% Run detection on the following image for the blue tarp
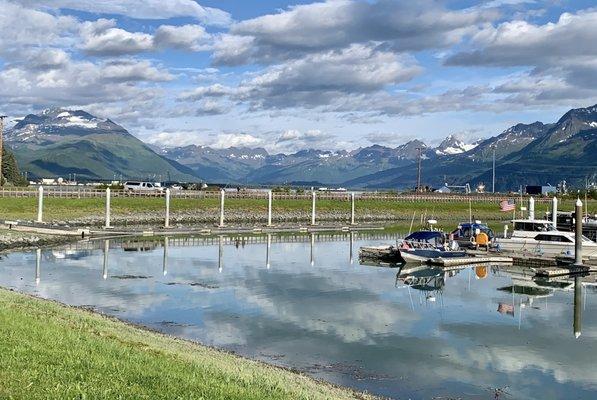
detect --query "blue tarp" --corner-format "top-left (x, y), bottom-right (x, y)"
top-left (405, 231), bottom-right (444, 241)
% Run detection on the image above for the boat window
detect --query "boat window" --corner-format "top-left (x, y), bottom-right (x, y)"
top-left (534, 234), bottom-right (572, 243)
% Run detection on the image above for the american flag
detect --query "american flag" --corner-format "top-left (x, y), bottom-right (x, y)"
top-left (500, 199), bottom-right (515, 212)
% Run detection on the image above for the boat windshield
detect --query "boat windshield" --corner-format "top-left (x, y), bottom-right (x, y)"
top-left (513, 221), bottom-right (557, 232)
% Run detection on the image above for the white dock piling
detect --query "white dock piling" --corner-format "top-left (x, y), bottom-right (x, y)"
top-left (552, 196), bottom-right (558, 228)
top-left (528, 196), bottom-right (535, 220)
top-left (350, 192), bottom-right (356, 225)
top-left (164, 188), bottom-right (170, 228)
top-left (311, 191), bottom-right (317, 226)
top-left (105, 188), bottom-right (111, 228)
top-left (219, 189), bottom-right (225, 228)
top-left (575, 198), bottom-right (583, 265)
top-left (503, 224), bottom-right (508, 239)
top-left (35, 248), bottom-right (41, 285)
top-left (37, 186), bottom-right (44, 223)
top-left (267, 190), bottom-right (273, 226)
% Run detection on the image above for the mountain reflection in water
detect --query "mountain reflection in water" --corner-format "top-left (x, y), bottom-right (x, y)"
top-left (1, 232), bottom-right (596, 400)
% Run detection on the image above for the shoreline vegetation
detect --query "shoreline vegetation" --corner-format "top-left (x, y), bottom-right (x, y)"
top-left (0, 197), bottom-right (591, 227)
top-left (0, 288), bottom-right (377, 400)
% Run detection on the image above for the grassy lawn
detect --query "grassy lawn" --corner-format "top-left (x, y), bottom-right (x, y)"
top-left (0, 288), bottom-right (374, 400)
top-left (0, 196), bottom-right (593, 223)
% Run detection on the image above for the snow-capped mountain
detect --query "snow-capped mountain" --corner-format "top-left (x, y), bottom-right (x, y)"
top-left (6, 108), bottom-right (196, 181)
top-left (435, 135), bottom-right (479, 155)
top-left (6, 108), bottom-right (127, 146)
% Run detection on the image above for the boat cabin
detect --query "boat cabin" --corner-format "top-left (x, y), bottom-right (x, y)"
top-left (512, 219), bottom-right (557, 233)
top-left (451, 222), bottom-right (494, 241)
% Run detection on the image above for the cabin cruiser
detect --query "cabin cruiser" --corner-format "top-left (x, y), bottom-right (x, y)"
top-left (494, 219), bottom-right (597, 259)
top-left (398, 231), bottom-right (467, 263)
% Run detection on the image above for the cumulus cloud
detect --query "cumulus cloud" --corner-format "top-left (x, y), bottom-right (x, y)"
top-left (27, 0), bottom-right (231, 27)
top-left (101, 60), bottom-right (173, 82)
top-left (446, 10), bottom-right (597, 68)
top-left (153, 25), bottom-right (211, 51)
top-left (80, 19), bottom-right (154, 56)
top-left (0, 1), bottom-right (77, 51)
top-left (80, 19), bottom-right (213, 55)
top-left (446, 9), bottom-right (597, 101)
top-left (188, 44), bottom-right (421, 111)
top-left (179, 84), bottom-right (235, 101)
top-left (213, 0), bottom-right (497, 65)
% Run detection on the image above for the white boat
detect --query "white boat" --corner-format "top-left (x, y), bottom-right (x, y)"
top-left (495, 219), bottom-right (597, 259)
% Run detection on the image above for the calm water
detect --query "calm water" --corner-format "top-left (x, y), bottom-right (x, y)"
top-left (1, 233), bottom-right (596, 399)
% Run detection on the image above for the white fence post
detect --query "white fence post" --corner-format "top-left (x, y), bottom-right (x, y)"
top-left (165, 188), bottom-right (170, 228)
top-left (267, 190), bottom-right (273, 226)
top-left (37, 186), bottom-right (44, 223)
top-left (105, 188), bottom-right (111, 228)
top-left (219, 189), bottom-right (225, 227)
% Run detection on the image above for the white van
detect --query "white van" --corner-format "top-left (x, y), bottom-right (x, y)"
top-left (124, 181), bottom-right (163, 192)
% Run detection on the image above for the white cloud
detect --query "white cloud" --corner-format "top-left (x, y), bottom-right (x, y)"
top-left (197, 44), bottom-right (421, 111)
top-left (80, 19), bottom-right (154, 56)
top-left (27, 0), bottom-right (232, 27)
top-left (212, 133), bottom-right (263, 148)
top-left (213, 0), bottom-right (497, 65)
top-left (153, 25), bottom-right (211, 51)
top-left (0, 1), bottom-right (77, 51)
top-left (101, 60), bottom-right (173, 82)
top-left (80, 19), bottom-right (213, 56)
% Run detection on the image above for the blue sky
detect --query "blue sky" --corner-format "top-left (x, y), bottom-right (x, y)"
top-left (1, 0), bottom-right (596, 153)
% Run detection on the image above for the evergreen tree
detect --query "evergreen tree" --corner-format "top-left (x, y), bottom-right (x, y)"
top-left (2, 146), bottom-right (28, 186)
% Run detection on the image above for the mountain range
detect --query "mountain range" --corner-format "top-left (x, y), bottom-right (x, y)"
top-left (5, 105), bottom-right (597, 190)
top-left (5, 109), bottom-right (196, 181)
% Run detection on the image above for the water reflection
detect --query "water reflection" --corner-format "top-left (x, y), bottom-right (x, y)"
top-left (102, 239), bottom-right (109, 280)
top-left (163, 237), bottom-right (169, 276)
top-left (35, 248), bottom-right (41, 285)
top-left (575, 276), bottom-right (582, 339)
top-left (265, 234), bottom-right (271, 269)
top-left (1, 233), bottom-right (596, 400)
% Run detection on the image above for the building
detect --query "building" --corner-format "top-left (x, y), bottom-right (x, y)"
top-left (526, 185), bottom-right (557, 196)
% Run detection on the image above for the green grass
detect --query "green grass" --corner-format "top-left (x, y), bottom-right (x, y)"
top-left (0, 288), bottom-right (374, 400)
top-left (0, 196), bottom-right (593, 224)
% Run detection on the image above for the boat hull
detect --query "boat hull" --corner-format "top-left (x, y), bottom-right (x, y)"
top-left (399, 248), bottom-right (467, 263)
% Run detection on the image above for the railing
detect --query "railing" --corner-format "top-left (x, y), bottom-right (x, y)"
top-left (0, 187), bottom-right (556, 203)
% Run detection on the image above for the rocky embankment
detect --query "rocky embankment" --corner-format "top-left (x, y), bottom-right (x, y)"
top-left (38, 210), bottom-right (415, 227)
top-left (0, 230), bottom-right (74, 252)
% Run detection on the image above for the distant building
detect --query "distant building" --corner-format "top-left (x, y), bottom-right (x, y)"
top-left (526, 185), bottom-right (557, 196)
top-left (436, 186), bottom-right (451, 193)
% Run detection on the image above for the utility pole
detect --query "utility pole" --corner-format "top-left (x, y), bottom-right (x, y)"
top-left (416, 147), bottom-right (422, 192)
top-left (492, 146), bottom-right (496, 193)
top-left (0, 115), bottom-right (7, 186)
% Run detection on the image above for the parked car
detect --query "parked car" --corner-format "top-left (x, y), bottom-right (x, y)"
top-left (123, 181), bottom-right (163, 192)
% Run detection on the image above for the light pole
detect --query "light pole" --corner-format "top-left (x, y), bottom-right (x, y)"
top-left (492, 146), bottom-right (496, 193)
top-left (415, 147), bottom-right (422, 192)
top-left (0, 115), bottom-right (7, 186)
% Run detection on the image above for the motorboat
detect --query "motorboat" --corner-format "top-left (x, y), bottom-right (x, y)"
top-left (450, 221), bottom-right (495, 249)
top-left (494, 219), bottom-right (597, 259)
top-left (398, 231), bottom-right (467, 263)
